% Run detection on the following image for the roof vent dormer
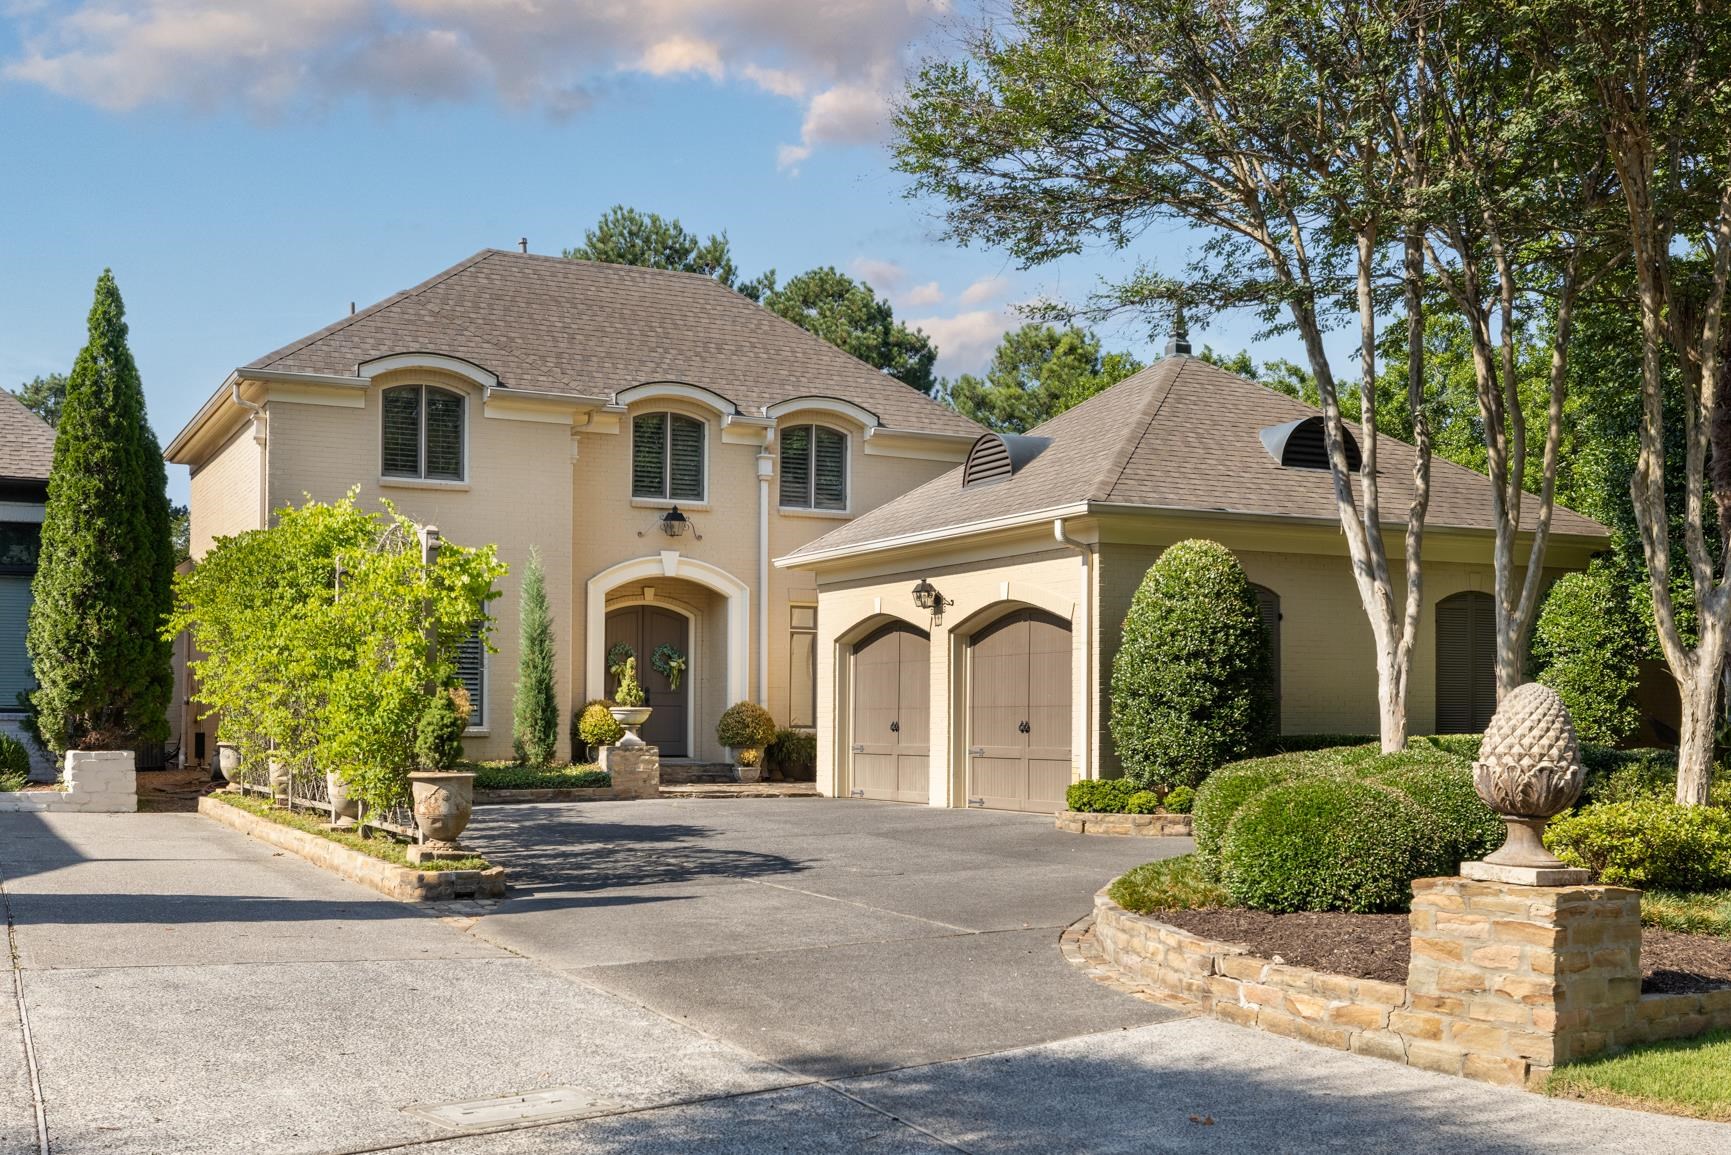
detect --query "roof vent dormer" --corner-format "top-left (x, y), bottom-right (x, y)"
top-left (963, 432), bottom-right (1051, 488)
top-left (1259, 415), bottom-right (1362, 471)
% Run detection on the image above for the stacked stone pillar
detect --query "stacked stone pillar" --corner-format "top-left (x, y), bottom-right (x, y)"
top-left (599, 744), bottom-right (661, 797)
top-left (1408, 877), bottom-right (1642, 1084)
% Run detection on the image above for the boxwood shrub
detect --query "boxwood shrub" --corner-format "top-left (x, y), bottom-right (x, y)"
top-left (1545, 800), bottom-right (1731, 889)
top-left (1109, 539), bottom-right (1274, 791)
top-left (1124, 790), bottom-right (1162, 814)
top-left (1191, 754), bottom-right (1336, 867)
top-left (1220, 778), bottom-right (1430, 913)
top-left (1162, 785), bottom-right (1196, 814)
top-left (1066, 778), bottom-right (1139, 814)
top-left (1372, 764), bottom-right (1503, 875)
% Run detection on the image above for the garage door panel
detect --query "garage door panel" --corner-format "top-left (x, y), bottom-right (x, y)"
top-left (967, 609), bottom-right (1073, 814)
top-left (971, 750), bottom-right (1027, 812)
top-left (850, 622), bottom-right (930, 803)
top-left (1026, 754), bottom-right (1072, 813)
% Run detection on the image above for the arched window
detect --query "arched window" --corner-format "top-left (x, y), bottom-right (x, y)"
top-left (381, 384), bottom-right (465, 481)
top-left (1250, 583), bottom-right (1281, 732)
top-left (632, 412), bottom-right (706, 501)
top-left (1436, 591), bottom-right (1496, 733)
top-left (780, 424), bottom-right (848, 510)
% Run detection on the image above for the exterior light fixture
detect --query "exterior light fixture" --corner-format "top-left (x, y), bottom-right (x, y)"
top-left (912, 578), bottom-right (951, 618)
top-left (660, 506), bottom-right (690, 538)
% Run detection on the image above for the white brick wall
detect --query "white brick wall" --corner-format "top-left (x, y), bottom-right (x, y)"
top-left (0, 750), bottom-right (137, 813)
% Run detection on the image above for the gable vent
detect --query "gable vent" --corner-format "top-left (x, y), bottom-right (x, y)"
top-left (1259, 416), bottom-right (1363, 472)
top-left (962, 433), bottom-right (1051, 488)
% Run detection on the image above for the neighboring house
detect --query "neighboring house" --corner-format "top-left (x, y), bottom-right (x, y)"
top-left (0, 390), bottom-right (55, 774)
top-left (777, 349), bottom-right (1611, 813)
top-left (164, 249), bottom-right (981, 764)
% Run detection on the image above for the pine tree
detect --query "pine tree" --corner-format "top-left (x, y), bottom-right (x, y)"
top-left (27, 271), bottom-right (174, 753)
top-left (511, 547), bottom-right (559, 765)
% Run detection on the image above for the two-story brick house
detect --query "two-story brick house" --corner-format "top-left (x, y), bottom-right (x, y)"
top-left (165, 249), bottom-right (981, 764)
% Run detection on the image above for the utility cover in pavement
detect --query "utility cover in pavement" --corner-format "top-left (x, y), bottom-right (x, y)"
top-left (407, 1087), bottom-right (616, 1130)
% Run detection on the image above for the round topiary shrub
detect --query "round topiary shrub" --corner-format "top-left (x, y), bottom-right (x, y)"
top-left (1546, 800), bottom-right (1731, 889)
top-left (1191, 754), bottom-right (1333, 867)
top-left (1373, 764), bottom-right (1504, 875)
top-left (414, 690), bottom-right (466, 771)
top-left (717, 701), bottom-right (777, 751)
top-left (1220, 777), bottom-right (1429, 913)
top-left (1162, 785), bottom-right (1195, 814)
top-left (576, 700), bottom-right (624, 751)
top-left (1109, 540), bottom-right (1274, 791)
top-left (1124, 790), bottom-right (1162, 815)
top-left (1531, 561), bottom-right (1641, 747)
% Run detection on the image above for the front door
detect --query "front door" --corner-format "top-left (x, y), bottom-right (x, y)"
top-left (968, 609), bottom-right (1072, 813)
top-left (849, 621), bottom-right (930, 802)
top-left (605, 605), bottom-right (689, 757)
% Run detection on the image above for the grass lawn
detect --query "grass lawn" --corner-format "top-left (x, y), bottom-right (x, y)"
top-left (465, 761), bottom-right (610, 791)
top-left (1107, 854), bottom-right (1228, 913)
top-left (1643, 890), bottom-right (1731, 938)
top-left (1549, 1030), bottom-right (1731, 1121)
top-left (211, 791), bottom-right (493, 872)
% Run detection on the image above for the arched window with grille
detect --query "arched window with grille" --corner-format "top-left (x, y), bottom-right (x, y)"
top-left (1435, 591), bottom-right (1496, 733)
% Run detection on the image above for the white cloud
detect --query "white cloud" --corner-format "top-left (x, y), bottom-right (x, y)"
top-left (5, 0), bottom-right (946, 164)
top-left (959, 274), bottom-right (1011, 306)
top-left (902, 281), bottom-right (943, 307)
top-left (851, 257), bottom-right (906, 291)
top-left (911, 307), bottom-right (1019, 376)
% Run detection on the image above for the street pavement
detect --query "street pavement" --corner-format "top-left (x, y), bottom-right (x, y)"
top-left (0, 802), bottom-right (1726, 1153)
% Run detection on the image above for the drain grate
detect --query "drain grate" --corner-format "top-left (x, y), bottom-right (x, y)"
top-left (407, 1087), bottom-right (617, 1131)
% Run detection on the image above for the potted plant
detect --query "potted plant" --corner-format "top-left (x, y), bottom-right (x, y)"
top-left (609, 657), bottom-right (653, 748)
top-left (406, 688), bottom-right (475, 848)
top-left (717, 701), bottom-right (777, 783)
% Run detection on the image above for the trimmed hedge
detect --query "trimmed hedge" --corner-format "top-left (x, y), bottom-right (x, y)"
top-left (1546, 801), bottom-right (1731, 889)
top-left (1532, 561), bottom-right (1641, 747)
top-left (1221, 778), bottom-right (1430, 913)
top-left (1066, 778), bottom-right (1138, 814)
top-left (1125, 790), bottom-right (1162, 814)
top-left (1373, 764), bottom-right (1504, 875)
top-left (1109, 540), bottom-right (1274, 790)
top-left (1191, 755), bottom-right (1331, 867)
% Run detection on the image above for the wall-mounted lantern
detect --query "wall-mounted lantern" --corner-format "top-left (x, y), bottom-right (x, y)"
top-left (912, 577), bottom-right (951, 623)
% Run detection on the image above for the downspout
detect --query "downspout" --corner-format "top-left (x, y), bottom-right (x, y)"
top-left (1054, 518), bottom-right (1094, 780)
top-left (756, 449), bottom-right (773, 704)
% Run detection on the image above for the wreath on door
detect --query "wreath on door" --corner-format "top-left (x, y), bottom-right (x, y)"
top-left (607, 643), bottom-right (636, 682)
top-left (652, 643), bottom-right (688, 691)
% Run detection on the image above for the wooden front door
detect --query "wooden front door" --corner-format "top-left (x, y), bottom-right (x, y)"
top-left (849, 622), bottom-right (930, 802)
top-left (968, 609), bottom-right (1072, 813)
top-left (605, 605), bottom-right (690, 757)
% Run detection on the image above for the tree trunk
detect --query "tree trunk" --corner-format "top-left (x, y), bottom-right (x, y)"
top-left (1676, 661), bottom-right (1720, 805)
top-left (1376, 636), bottom-right (1408, 753)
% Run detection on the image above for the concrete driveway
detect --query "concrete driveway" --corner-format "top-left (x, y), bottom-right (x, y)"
top-left (4, 801), bottom-right (1729, 1154)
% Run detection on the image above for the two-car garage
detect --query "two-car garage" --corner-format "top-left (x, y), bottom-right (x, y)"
top-left (846, 608), bottom-right (1073, 813)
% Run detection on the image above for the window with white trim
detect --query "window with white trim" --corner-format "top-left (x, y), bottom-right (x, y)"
top-left (381, 384), bottom-right (465, 480)
top-left (780, 424), bottom-right (848, 510)
top-left (789, 604), bottom-right (817, 728)
top-left (632, 412), bottom-right (706, 501)
top-left (455, 633), bottom-right (487, 730)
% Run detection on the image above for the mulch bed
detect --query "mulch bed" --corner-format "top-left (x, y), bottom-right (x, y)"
top-left (1155, 907), bottom-right (1731, 994)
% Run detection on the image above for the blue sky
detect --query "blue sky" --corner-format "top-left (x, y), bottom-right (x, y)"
top-left (0, 1), bottom-right (1303, 503)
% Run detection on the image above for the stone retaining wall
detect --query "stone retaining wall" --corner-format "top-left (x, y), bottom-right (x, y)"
top-left (0, 751), bottom-right (137, 813)
top-left (198, 795), bottom-right (506, 901)
top-left (1056, 811), bottom-right (1193, 837)
top-left (1092, 879), bottom-right (1724, 1090)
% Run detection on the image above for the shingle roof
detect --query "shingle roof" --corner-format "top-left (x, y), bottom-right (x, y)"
top-left (786, 355), bottom-right (1608, 559)
top-left (0, 389), bottom-right (54, 482)
top-left (247, 249), bottom-right (980, 436)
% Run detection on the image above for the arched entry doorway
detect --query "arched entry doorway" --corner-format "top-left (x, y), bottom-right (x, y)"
top-left (848, 621), bottom-right (930, 802)
top-left (604, 604), bottom-right (690, 757)
top-left (1436, 591), bottom-right (1496, 733)
top-left (967, 608), bottom-right (1072, 812)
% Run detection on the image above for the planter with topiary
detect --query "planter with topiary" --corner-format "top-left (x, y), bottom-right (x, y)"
top-left (717, 701), bottom-right (776, 783)
top-left (608, 657), bottom-right (653, 747)
top-left (575, 698), bottom-right (625, 760)
top-left (407, 688), bottom-right (476, 858)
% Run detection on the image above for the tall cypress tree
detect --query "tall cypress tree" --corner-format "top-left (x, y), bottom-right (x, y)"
top-left (511, 546), bottom-right (559, 765)
top-left (27, 271), bottom-right (173, 753)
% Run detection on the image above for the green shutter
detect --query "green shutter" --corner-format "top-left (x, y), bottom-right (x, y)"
top-left (0, 576), bottom-right (34, 706)
top-left (780, 425), bottom-right (811, 507)
top-left (669, 416), bottom-right (705, 501)
top-left (381, 387), bottom-right (422, 476)
top-left (632, 413), bottom-right (667, 498)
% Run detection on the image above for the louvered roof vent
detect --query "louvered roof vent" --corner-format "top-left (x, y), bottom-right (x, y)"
top-left (1259, 416), bottom-right (1362, 472)
top-left (962, 432), bottom-right (1051, 488)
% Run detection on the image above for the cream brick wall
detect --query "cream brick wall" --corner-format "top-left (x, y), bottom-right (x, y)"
top-left (187, 419), bottom-right (263, 558)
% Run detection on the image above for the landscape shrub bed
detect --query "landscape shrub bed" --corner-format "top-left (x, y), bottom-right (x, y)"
top-left (767, 728), bottom-right (817, 779)
top-left (1065, 778), bottom-right (1189, 815)
top-left (213, 791), bottom-right (492, 871)
top-left (1546, 800), bottom-right (1731, 890)
top-left (468, 762), bottom-right (610, 791)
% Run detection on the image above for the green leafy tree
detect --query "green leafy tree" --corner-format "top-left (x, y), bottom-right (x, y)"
top-left (565, 206), bottom-right (761, 294)
top-left (1110, 540), bottom-right (1275, 789)
top-left (511, 547), bottom-right (559, 766)
top-left (11, 373), bottom-right (67, 427)
top-left (946, 324), bottom-right (1142, 431)
top-left (28, 272), bottom-right (173, 752)
top-left (1531, 561), bottom-right (1641, 747)
top-left (168, 503), bottom-right (190, 564)
top-left (761, 267), bottom-right (940, 394)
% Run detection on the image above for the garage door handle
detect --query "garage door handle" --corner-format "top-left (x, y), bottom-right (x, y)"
top-left (968, 747), bottom-right (984, 756)
top-left (1017, 720), bottom-right (1030, 734)
top-left (889, 721), bottom-right (899, 733)
top-left (852, 744), bottom-right (865, 753)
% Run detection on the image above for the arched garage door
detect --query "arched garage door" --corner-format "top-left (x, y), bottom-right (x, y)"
top-left (1436, 591), bottom-right (1496, 733)
top-left (849, 622), bottom-right (930, 802)
top-left (968, 609), bottom-right (1072, 813)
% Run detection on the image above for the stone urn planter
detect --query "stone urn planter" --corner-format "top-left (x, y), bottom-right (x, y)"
top-left (325, 771), bottom-right (360, 827)
top-left (215, 742), bottom-right (242, 783)
top-left (267, 758), bottom-right (293, 806)
top-left (1466, 681), bottom-right (1589, 885)
top-left (730, 747), bottom-right (765, 784)
top-left (408, 770), bottom-right (476, 847)
top-left (609, 706), bottom-right (654, 749)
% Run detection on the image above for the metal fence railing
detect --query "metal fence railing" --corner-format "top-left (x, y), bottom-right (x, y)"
top-left (228, 764), bottom-right (422, 842)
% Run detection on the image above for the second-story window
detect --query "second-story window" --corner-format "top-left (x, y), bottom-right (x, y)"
top-left (780, 424), bottom-right (847, 510)
top-left (632, 412), bottom-right (706, 501)
top-left (382, 385), bottom-right (465, 481)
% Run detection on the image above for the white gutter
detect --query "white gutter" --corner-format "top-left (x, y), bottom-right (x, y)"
top-left (862, 426), bottom-right (977, 445)
top-left (774, 502), bottom-right (1092, 569)
top-left (1054, 518), bottom-right (1095, 781)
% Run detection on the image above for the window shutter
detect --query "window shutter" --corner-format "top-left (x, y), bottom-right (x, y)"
top-left (1468, 594), bottom-right (1497, 731)
top-left (668, 415), bottom-right (705, 501)
top-left (381, 387), bottom-right (421, 476)
top-left (780, 425), bottom-right (811, 507)
top-left (1435, 592), bottom-right (1495, 734)
top-left (456, 634), bottom-right (485, 728)
top-left (423, 389), bottom-right (464, 479)
top-left (633, 414), bottom-right (666, 498)
top-left (814, 426), bottom-right (847, 510)
top-left (1251, 584), bottom-right (1281, 733)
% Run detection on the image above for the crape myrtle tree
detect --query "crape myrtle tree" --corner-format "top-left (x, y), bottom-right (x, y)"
top-left (896, 0), bottom-right (1435, 751)
top-left (27, 271), bottom-right (174, 753)
top-left (1536, 0), bottom-right (1731, 802)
